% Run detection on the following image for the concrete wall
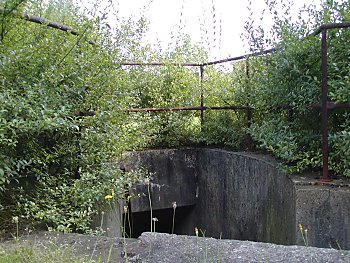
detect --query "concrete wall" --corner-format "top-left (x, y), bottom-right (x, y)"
top-left (295, 184), bottom-right (350, 249)
top-left (97, 148), bottom-right (350, 249)
top-left (120, 149), bottom-right (198, 212)
top-left (194, 149), bottom-right (295, 245)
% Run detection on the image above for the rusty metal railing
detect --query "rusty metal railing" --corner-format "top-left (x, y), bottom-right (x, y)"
top-left (12, 12), bottom-right (350, 181)
top-left (121, 22), bottom-right (350, 182)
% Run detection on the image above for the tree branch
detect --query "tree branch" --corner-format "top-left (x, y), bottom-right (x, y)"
top-left (0, 8), bottom-right (95, 45)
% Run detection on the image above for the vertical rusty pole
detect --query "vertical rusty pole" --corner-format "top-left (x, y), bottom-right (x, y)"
top-left (321, 29), bottom-right (330, 182)
top-left (246, 59), bottom-right (253, 150)
top-left (200, 65), bottom-right (205, 124)
top-left (245, 59), bottom-right (252, 128)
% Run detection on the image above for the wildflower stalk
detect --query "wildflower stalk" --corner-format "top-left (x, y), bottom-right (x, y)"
top-left (336, 240), bottom-right (342, 250)
top-left (304, 229), bottom-right (309, 247)
top-left (147, 178), bottom-right (153, 232)
top-left (121, 205), bottom-right (129, 262)
top-left (172, 202), bottom-right (177, 234)
top-left (217, 233), bottom-right (223, 263)
top-left (123, 206), bottom-right (128, 238)
top-left (195, 227), bottom-right (199, 262)
top-left (12, 216), bottom-right (19, 241)
top-left (127, 197), bottom-right (132, 238)
top-left (106, 243), bottom-right (114, 263)
top-left (298, 224), bottom-right (308, 246)
top-left (100, 211), bottom-right (104, 230)
top-left (90, 211), bottom-right (105, 260)
top-left (152, 217), bottom-right (158, 233)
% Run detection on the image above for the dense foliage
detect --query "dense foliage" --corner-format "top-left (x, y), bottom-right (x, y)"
top-left (0, 0), bottom-right (208, 232)
top-left (229, 0), bottom-right (350, 175)
top-left (0, 0), bottom-right (155, 232)
top-left (1, 0), bottom-right (350, 234)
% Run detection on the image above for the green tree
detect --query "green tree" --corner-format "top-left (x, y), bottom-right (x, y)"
top-left (0, 0), bottom-right (149, 232)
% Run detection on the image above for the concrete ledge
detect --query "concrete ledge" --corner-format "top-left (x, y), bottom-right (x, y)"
top-left (4, 231), bottom-right (349, 262)
top-left (132, 232), bottom-right (350, 263)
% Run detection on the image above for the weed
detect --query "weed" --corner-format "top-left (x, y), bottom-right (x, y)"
top-left (146, 178), bottom-right (153, 233)
top-left (192, 227), bottom-right (224, 263)
top-left (11, 216), bottom-right (19, 242)
top-left (0, 246), bottom-right (95, 263)
top-left (172, 202), bottom-right (177, 234)
top-left (298, 224), bottom-right (309, 247)
top-left (152, 217), bottom-right (158, 233)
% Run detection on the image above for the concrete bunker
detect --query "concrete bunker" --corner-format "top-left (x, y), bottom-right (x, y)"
top-left (95, 148), bottom-right (350, 249)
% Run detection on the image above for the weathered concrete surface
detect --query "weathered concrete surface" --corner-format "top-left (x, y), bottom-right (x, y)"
top-left (194, 149), bottom-right (295, 245)
top-left (3, 231), bottom-right (350, 263)
top-left (121, 149), bottom-right (198, 212)
top-left (295, 183), bottom-right (350, 249)
top-left (92, 206), bottom-right (123, 238)
top-left (97, 148), bottom-right (350, 249)
top-left (132, 232), bottom-right (350, 263)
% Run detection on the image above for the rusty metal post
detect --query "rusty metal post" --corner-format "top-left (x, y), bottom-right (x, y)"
top-left (200, 65), bottom-right (205, 124)
top-left (245, 59), bottom-right (253, 150)
top-left (245, 59), bottom-right (252, 128)
top-left (245, 58), bottom-right (252, 125)
top-left (321, 29), bottom-right (330, 182)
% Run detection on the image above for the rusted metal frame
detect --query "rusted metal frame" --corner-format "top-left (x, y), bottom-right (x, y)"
top-left (121, 62), bottom-right (202, 67)
top-left (321, 29), bottom-right (329, 182)
top-left (119, 105), bottom-right (302, 112)
top-left (121, 102), bottom-right (350, 113)
top-left (121, 49), bottom-right (276, 68)
top-left (9, 12), bottom-right (350, 67)
top-left (203, 48), bottom-right (276, 66)
top-left (124, 105), bottom-right (252, 112)
top-left (311, 102), bottom-right (350, 109)
top-left (245, 59), bottom-right (252, 128)
top-left (200, 65), bottom-right (205, 123)
top-left (312, 21), bottom-right (350, 182)
top-left (121, 23), bottom-right (350, 68)
top-left (245, 59), bottom-right (254, 150)
top-left (312, 22), bottom-right (350, 36)
top-left (10, 7), bottom-right (350, 181)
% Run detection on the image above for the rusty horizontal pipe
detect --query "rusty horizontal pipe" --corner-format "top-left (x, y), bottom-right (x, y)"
top-left (311, 102), bottom-right (350, 110)
top-left (121, 49), bottom-right (276, 68)
top-left (123, 105), bottom-right (252, 112)
top-left (121, 62), bottom-right (202, 67)
top-left (203, 48), bottom-right (276, 66)
top-left (121, 23), bottom-right (350, 68)
top-left (6, 10), bottom-right (350, 67)
top-left (74, 102), bottom-right (350, 116)
top-left (312, 21), bottom-right (350, 36)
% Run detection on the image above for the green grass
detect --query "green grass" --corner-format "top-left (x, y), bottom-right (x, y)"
top-left (0, 246), bottom-right (96, 263)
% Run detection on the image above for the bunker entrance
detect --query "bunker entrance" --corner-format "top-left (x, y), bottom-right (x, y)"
top-left (124, 205), bottom-right (195, 238)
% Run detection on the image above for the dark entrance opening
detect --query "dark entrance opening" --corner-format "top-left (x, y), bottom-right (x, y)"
top-left (124, 205), bottom-right (195, 238)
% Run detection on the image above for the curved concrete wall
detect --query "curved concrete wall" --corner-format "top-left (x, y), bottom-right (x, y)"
top-left (196, 149), bottom-right (295, 244)
top-left (96, 148), bottom-right (350, 249)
